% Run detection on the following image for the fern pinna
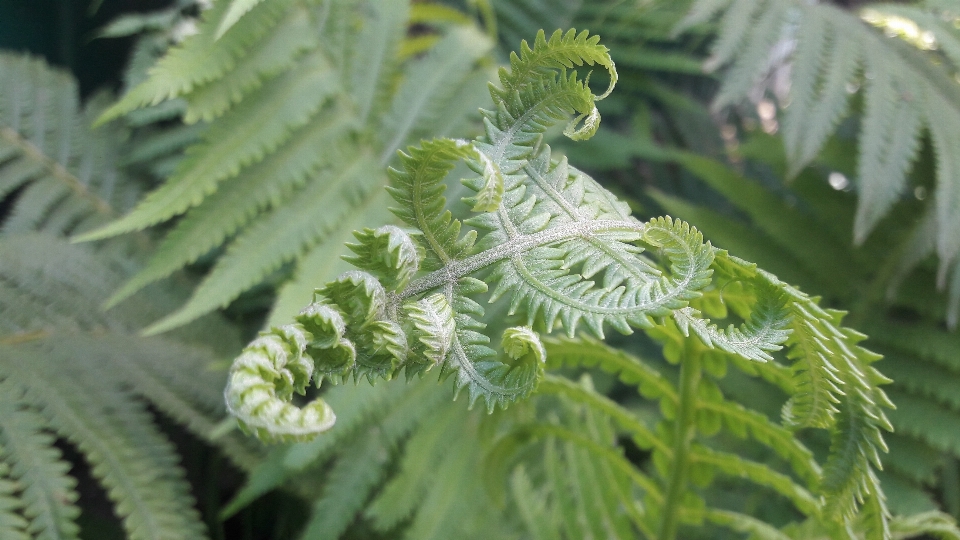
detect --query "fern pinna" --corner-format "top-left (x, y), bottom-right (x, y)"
top-left (677, 0), bottom-right (960, 328)
top-left (224, 29), bottom-right (906, 538)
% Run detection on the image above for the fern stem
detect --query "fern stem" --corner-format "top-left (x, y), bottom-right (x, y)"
top-left (846, 236), bottom-right (909, 328)
top-left (395, 219), bottom-right (646, 301)
top-left (0, 125), bottom-right (115, 217)
top-left (944, 457), bottom-right (960, 520)
top-left (657, 340), bottom-right (702, 540)
top-left (0, 330), bottom-right (49, 345)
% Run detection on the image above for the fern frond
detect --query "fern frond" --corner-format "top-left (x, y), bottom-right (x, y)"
top-left (537, 374), bottom-right (669, 454)
top-left (510, 466), bottom-right (561, 540)
top-left (267, 196), bottom-right (394, 326)
top-left (659, 133), bottom-right (960, 529)
top-left (345, 0), bottom-right (410, 125)
top-left (544, 335), bottom-right (679, 404)
top-left (697, 398), bottom-right (821, 484)
top-left (142, 159), bottom-right (385, 336)
top-left (673, 153), bottom-right (862, 295)
top-left (886, 389), bottom-right (960, 458)
top-left (855, 45), bottom-right (923, 243)
top-left (2, 351), bottom-right (209, 540)
top-left (216, 0), bottom-right (268, 39)
top-left (690, 445), bottom-right (820, 515)
top-left (186, 4), bottom-right (319, 123)
top-left (0, 458), bottom-right (29, 540)
top-left (711, 0), bottom-right (788, 110)
top-left (680, 0), bottom-right (960, 301)
top-left (221, 381), bottom-right (416, 517)
top-left (366, 399), bottom-right (516, 540)
top-left (297, 429), bottom-right (391, 540)
top-left (704, 0), bottom-right (765, 72)
top-left (79, 51), bottom-right (341, 240)
top-left (781, 11), bottom-right (859, 178)
top-left (890, 510), bottom-right (960, 540)
top-left (104, 110), bottom-right (356, 307)
top-left (379, 27), bottom-right (493, 163)
top-left (392, 420), bottom-right (505, 540)
top-left (79, 0), bottom-right (497, 333)
top-left (0, 231), bottom-right (261, 538)
top-left (501, 28), bottom-right (617, 100)
top-left (0, 54), bottom-right (136, 238)
top-left (97, 0), bottom-right (294, 122)
top-left (365, 404), bottom-right (466, 531)
top-left (779, 282), bottom-right (893, 521)
top-left (0, 381), bottom-right (80, 540)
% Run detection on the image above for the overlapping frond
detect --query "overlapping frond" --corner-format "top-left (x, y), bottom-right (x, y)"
top-left (0, 381), bottom-right (80, 540)
top-left (0, 55), bottom-right (137, 239)
top-left (679, 0), bottom-right (960, 325)
top-left (0, 51), bottom-right (269, 536)
top-left (657, 144), bottom-right (960, 532)
top-left (76, 0), bottom-right (497, 333)
top-left (0, 232), bottom-right (262, 539)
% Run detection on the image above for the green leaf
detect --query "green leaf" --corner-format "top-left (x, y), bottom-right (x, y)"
top-left (216, 0), bottom-right (268, 39)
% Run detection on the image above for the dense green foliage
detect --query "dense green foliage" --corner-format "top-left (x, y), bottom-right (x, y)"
top-left (2, 0), bottom-right (960, 539)
top-left (0, 52), bottom-right (261, 540)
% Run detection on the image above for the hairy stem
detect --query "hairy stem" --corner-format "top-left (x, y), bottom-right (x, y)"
top-left (658, 339), bottom-right (702, 540)
top-left (395, 219), bottom-right (646, 302)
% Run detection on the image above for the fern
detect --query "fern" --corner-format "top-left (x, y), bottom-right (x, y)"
top-left (0, 52), bottom-right (265, 540)
top-left (75, 0), bottom-right (497, 336)
top-left (678, 0), bottom-right (960, 326)
top-left (0, 55), bottom-right (137, 240)
top-left (646, 133), bottom-right (960, 534)
top-left (217, 29), bottom-right (929, 539)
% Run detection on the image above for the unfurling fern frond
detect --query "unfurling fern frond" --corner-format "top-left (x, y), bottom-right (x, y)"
top-left (678, 0), bottom-right (960, 327)
top-left (223, 29), bottom-right (901, 538)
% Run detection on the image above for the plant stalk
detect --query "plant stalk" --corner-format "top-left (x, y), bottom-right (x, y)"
top-left (657, 340), bottom-right (701, 540)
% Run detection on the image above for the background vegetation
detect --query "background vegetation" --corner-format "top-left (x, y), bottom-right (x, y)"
top-left (1, 0), bottom-right (959, 538)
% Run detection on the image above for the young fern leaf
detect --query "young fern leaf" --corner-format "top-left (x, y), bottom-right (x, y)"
top-left (221, 30), bottom-right (899, 535)
top-left (226, 28), bottom-right (800, 438)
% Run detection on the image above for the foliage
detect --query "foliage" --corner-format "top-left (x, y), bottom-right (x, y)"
top-left (4, 0), bottom-right (960, 539)
top-left (677, 0), bottom-right (960, 327)
top-left (77, 0), bottom-right (497, 335)
top-left (646, 133), bottom-right (960, 525)
top-left (0, 52), bottom-right (261, 540)
top-left (560, 0), bottom-right (960, 529)
top-left (220, 27), bottom-right (951, 539)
